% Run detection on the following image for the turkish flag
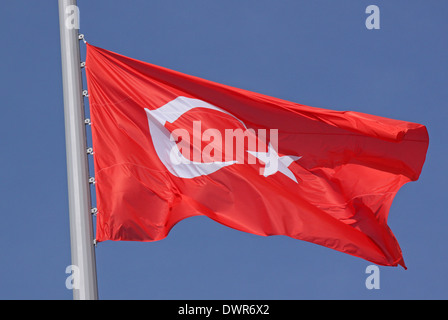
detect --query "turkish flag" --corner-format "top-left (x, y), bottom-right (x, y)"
top-left (85, 43), bottom-right (428, 268)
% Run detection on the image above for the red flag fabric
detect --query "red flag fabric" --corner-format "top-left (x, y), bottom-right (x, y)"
top-left (85, 43), bottom-right (428, 268)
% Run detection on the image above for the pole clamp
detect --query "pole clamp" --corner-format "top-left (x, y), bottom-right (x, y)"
top-left (78, 34), bottom-right (87, 44)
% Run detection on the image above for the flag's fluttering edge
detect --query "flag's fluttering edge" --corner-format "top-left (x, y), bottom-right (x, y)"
top-left (85, 43), bottom-right (428, 268)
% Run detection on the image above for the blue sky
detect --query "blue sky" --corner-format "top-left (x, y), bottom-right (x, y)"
top-left (0, 1), bottom-right (447, 299)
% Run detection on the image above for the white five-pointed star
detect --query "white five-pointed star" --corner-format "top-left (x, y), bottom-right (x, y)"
top-left (247, 143), bottom-right (302, 183)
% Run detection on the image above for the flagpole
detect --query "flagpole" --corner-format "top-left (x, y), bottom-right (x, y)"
top-left (58, 0), bottom-right (98, 300)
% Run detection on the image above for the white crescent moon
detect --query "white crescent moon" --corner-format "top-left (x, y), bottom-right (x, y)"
top-left (145, 96), bottom-right (242, 178)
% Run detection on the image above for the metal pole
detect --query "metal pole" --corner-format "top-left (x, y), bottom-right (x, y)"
top-left (58, 0), bottom-right (98, 300)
